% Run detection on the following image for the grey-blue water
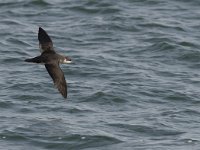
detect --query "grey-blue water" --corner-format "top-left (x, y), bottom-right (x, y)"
top-left (1, 0), bottom-right (200, 149)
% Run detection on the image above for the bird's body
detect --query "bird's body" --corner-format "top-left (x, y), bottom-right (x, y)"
top-left (25, 51), bottom-right (67, 64)
top-left (25, 27), bottom-right (71, 98)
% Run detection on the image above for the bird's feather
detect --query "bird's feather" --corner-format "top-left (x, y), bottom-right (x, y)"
top-left (38, 27), bottom-right (54, 53)
top-left (45, 63), bottom-right (67, 98)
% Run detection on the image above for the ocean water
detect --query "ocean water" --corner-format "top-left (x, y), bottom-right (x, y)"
top-left (1, 0), bottom-right (200, 149)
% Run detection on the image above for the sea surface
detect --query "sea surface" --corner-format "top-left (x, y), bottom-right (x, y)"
top-left (0, 0), bottom-right (200, 150)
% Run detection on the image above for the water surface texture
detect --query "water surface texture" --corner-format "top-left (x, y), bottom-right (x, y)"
top-left (0, 0), bottom-right (200, 149)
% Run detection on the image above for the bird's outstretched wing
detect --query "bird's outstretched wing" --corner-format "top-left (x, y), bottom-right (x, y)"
top-left (38, 27), bottom-right (55, 53)
top-left (45, 63), bottom-right (67, 98)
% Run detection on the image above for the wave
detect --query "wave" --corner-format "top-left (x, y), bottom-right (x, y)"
top-left (82, 91), bottom-right (127, 104)
top-left (0, 126), bottom-right (122, 149)
top-left (108, 123), bottom-right (184, 136)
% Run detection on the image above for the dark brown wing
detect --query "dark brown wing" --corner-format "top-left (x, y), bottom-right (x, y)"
top-left (45, 63), bottom-right (67, 98)
top-left (38, 27), bottom-right (54, 53)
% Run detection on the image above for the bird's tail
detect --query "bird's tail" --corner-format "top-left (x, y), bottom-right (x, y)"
top-left (24, 56), bottom-right (43, 63)
top-left (25, 58), bottom-right (34, 62)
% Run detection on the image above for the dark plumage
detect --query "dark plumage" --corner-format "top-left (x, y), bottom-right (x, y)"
top-left (25, 27), bottom-right (72, 98)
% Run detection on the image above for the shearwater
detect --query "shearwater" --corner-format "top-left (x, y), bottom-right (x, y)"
top-left (25, 27), bottom-right (72, 98)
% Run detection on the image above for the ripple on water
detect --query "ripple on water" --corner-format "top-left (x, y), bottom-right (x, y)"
top-left (43, 134), bottom-right (122, 149)
top-left (0, 130), bottom-right (28, 141)
top-left (47, 105), bottom-right (97, 114)
top-left (0, 101), bottom-right (14, 109)
top-left (108, 123), bottom-right (184, 137)
top-left (6, 37), bottom-right (32, 47)
top-left (139, 22), bottom-right (185, 32)
top-left (83, 91), bottom-right (128, 104)
top-left (0, 125), bottom-right (122, 149)
top-left (178, 51), bottom-right (200, 63)
top-left (148, 41), bottom-right (177, 53)
top-left (69, 1), bottom-right (121, 15)
top-left (180, 138), bottom-right (200, 144)
top-left (28, 0), bottom-right (51, 6)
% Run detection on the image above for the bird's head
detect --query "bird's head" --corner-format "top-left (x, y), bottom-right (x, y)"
top-left (63, 56), bottom-right (72, 64)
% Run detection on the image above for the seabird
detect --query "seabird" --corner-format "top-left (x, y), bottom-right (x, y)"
top-left (25, 27), bottom-right (72, 98)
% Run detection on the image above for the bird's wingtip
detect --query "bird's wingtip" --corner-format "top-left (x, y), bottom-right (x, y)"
top-left (63, 94), bottom-right (67, 99)
top-left (39, 27), bottom-right (43, 31)
top-left (24, 59), bottom-right (30, 62)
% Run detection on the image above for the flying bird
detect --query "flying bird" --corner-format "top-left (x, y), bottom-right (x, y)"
top-left (25, 27), bottom-right (72, 98)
